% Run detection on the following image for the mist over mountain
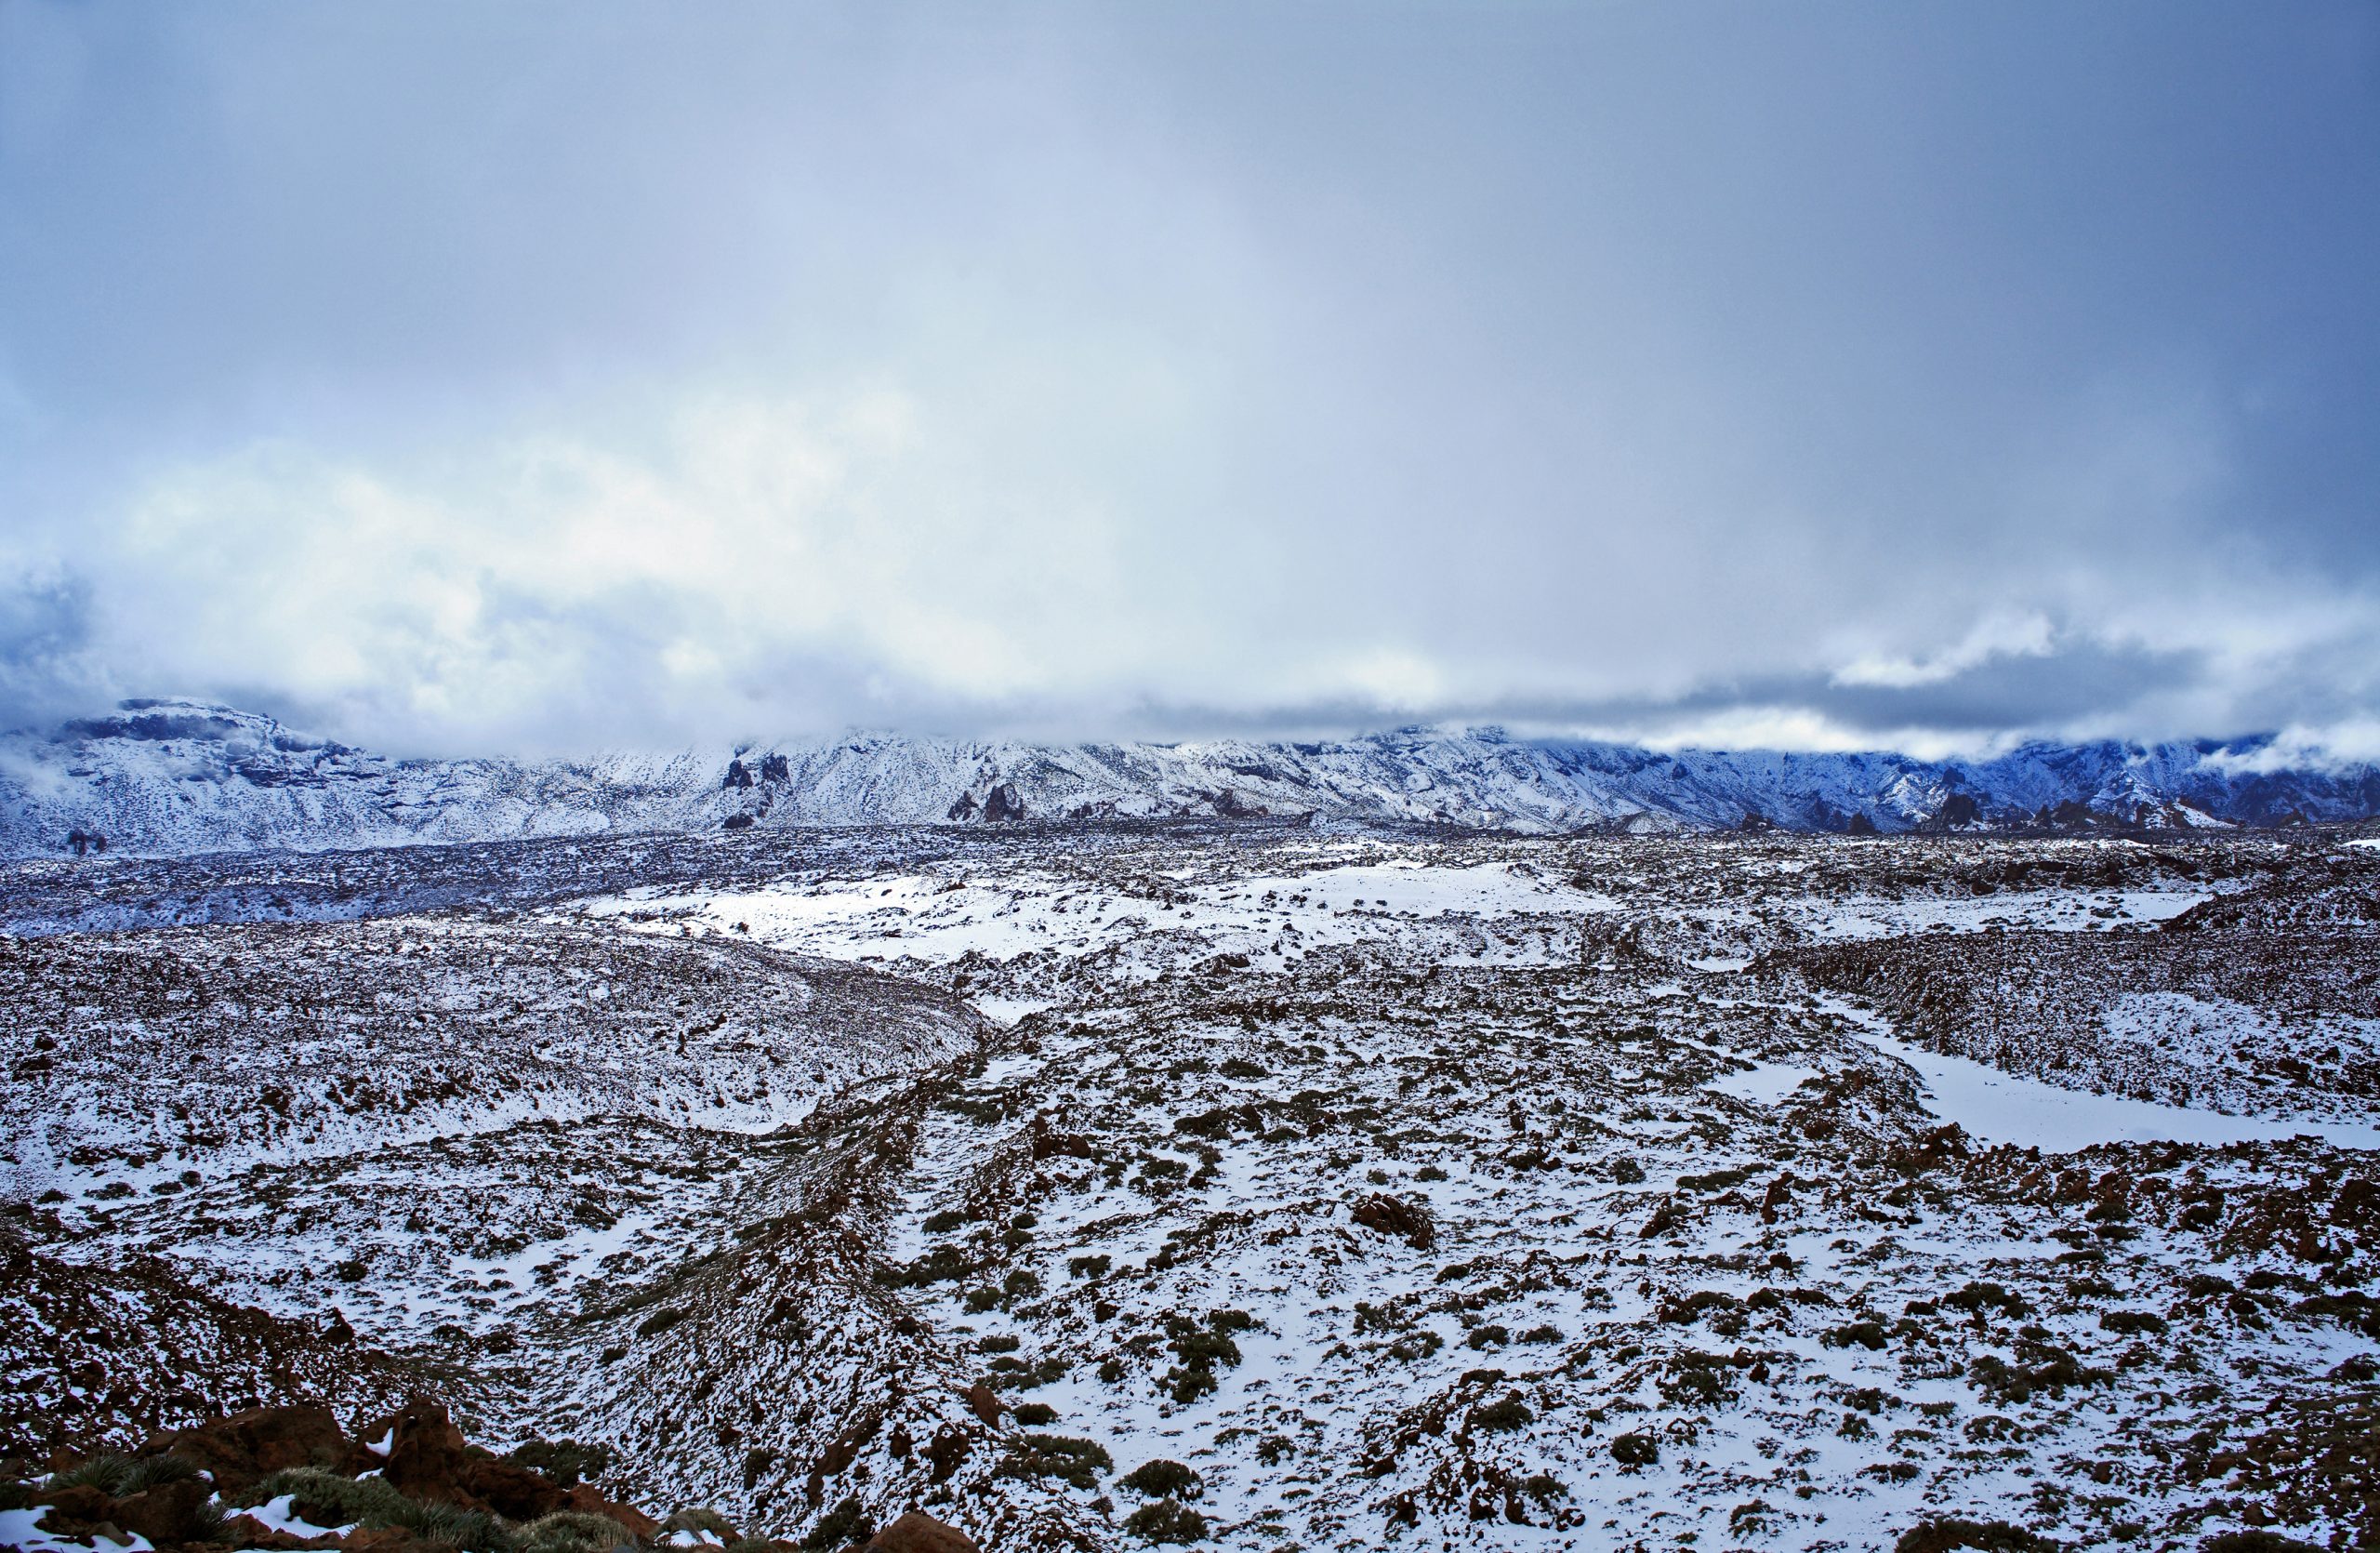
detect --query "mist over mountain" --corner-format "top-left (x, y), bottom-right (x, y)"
top-left (6, 697), bottom-right (2373, 859)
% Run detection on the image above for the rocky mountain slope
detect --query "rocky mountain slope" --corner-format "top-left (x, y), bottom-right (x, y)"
top-left (4, 699), bottom-right (2377, 858)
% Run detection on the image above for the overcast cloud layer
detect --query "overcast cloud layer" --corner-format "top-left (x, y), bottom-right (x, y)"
top-left (2, 2), bottom-right (2376, 758)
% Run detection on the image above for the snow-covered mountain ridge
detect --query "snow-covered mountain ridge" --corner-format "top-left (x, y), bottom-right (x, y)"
top-left (4, 697), bottom-right (2375, 857)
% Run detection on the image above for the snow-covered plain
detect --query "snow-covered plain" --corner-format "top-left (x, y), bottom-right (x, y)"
top-left (7, 825), bottom-right (2377, 1552)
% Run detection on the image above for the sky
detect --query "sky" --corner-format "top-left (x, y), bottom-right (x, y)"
top-left (1, 1), bottom-right (2376, 759)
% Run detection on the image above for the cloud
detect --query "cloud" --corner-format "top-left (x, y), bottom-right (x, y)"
top-left (1, 4), bottom-right (2375, 755)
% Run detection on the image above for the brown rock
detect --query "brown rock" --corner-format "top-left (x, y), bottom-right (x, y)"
top-left (146, 1403), bottom-right (350, 1498)
top-left (566, 1483), bottom-right (659, 1540)
top-left (960, 1385), bottom-right (1002, 1427)
top-left (1350, 1192), bottom-right (1435, 1250)
top-left (218, 1513), bottom-right (345, 1549)
top-left (114, 1478), bottom-right (215, 1545)
top-left (367, 1395), bottom-right (563, 1520)
top-left (37, 1483), bottom-right (118, 1527)
top-left (864, 1511), bottom-right (980, 1553)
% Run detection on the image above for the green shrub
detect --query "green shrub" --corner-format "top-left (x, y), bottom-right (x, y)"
top-left (1118, 1460), bottom-right (1204, 1500)
top-left (506, 1440), bottom-right (615, 1488)
top-left (55, 1453), bottom-right (205, 1497)
top-left (996, 1435), bottom-right (1113, 1491)
top-left (1942, 1281), bottom-right (2030, 1320)
top-left (802, 1498), bottom-right (871, 1549)
top-left (1123, 1499), bottom-right (1209, 1544)
top-left (519, 1511), bottom-right (631, 1553)
top-left (1471, 1395), bottom-right (1532, 1432)
top-left (248, 1467), bottom-right (414, 1529)
top-left (1611, 1430), bottom-right (1659, 1467)
top-left (247, 1467), bottom-right (517, 1551)
top-left (1893, 1517), bottom-right (2055, 1552)
top-left (1165, 1368), bottom-right (1218, 1404)
top-left (1012, 1403), bottom-right (1059, 1427)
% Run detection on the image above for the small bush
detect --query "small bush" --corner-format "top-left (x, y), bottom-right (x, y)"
top-left (635, 1307), bottom-right (685, 1338)
top-left (802, 1498), bottom-right (870, 1549)
top-left (1069, 1254), bottom-right (1112, 1279)
top-left (1465, 1325), bottom-right (1509, 1350)
top-left (1012, 1402), bottom-right (1059, 1427)
top-left (1470, 1395), bottom-right (1532, 1433)
top-left (1894, 1518), bottom-right (2054, 1553)
top-left (1942, 1282), bottom-right (2030, 1320)
top-left (2200, 1533), bottom-right (2323, 1553)
top-left (1165, 1368), bottom-right (1218, 1404)
top-left (55, 1453), bottom-right (205, 1497)
top-left (997, 1435), bottom-right (1113, 1491)
top-left (519, 1511), bottom-right (631, 1553)
top-left (1123, 1498), bottom-right (1209, 1544)
top-left (2100, 1310), bottom-right (2168, 1336)
top-left (1118, 1460), bottom-right (1204, 1500)
top-left (1517, 1324), bottom-right (1563, 1344)
top-left (1611, 1430), bottom-right (1659, 1467)
top-left (507, 1440), bottom-right (615, 1488)
top-left (247, 1467), bottom-right (414, 1531)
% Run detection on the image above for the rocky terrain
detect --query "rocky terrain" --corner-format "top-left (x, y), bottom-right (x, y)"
top-left (6, 823), bottom-right (2379, 1552)
top-left (6, 699), bottom-right (2377, 859)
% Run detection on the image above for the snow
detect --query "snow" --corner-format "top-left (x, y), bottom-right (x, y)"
top-left (588, 855), bottom-right (1617, 976)
top-left (1704, 1055), bottom-right (1818, 1108)
top-left (8, 695), bottom-right (2374, 857)
top-left (1836, 1003), bottom-right (2380, 1152)
top-left (0, 1508), bottom-right (153, 1553)
top-left (228, 1495), bottom-right (359, 1539)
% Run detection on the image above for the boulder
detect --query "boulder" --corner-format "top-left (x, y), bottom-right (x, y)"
top-left (145, 1402), bottom-right (350, 1498)
top-left (1350, 1192), bottom-right (1435, 1250)
top-left (960, 1385), bottom-right (1002, 1427)
top-left (219, 1514), bottom-right (344, 1549)
top-left (369, 1395), bottom-right (564, 1520)
top-left (114, 1478), bottom-right (217, 1545)
top-left (865, 1511), bottom-right (980, 1553)
top-left (35, 1483), bottom-right (117, 1528)
top-left (566, 1481), bottom-right (659, 1540)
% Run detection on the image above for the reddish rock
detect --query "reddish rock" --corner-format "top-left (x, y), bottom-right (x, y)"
top-left (367, 1395), bottom-right (564, 1520)
top-left (865, 1511), bottom-right (980, 1553)
top-left (565, 1482), bottom-right (659, 1540)
top-left (36, 1483), bottom-right (118, 1528)
top-left (1350, 1192), bottom-right (1435, 1250)
top-left (959, 1385), bottom-right (1001, 1427)
top-left (219, 1514), bottom-right (344, 1550)
top-left (146, 1403), bottom-right (350, 1497)
top-left (114, 1478), bottom-right (215, 1545)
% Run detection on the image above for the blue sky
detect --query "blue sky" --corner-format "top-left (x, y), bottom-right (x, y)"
top-left (2, 1), bottom-right (2376, 756)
